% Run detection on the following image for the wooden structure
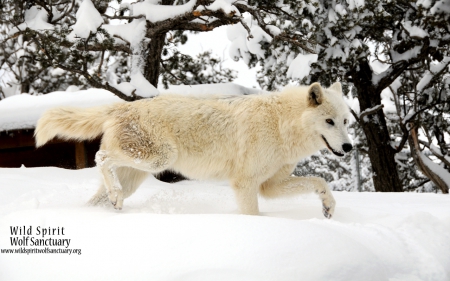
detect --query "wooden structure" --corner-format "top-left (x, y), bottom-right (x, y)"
top-left (0, 129), bottom-right (100, 169)
top-left (0, 128), bottom-right (186, 182)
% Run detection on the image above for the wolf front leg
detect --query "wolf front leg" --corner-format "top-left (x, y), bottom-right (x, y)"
top-left (231, 179), bottom-right (260, 215)
top-left (260, 173), bottom-right (336, 219)
top-left (95, 150), bottom-right (124, 210)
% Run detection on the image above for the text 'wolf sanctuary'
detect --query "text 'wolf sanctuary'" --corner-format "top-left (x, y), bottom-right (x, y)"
top-left (9, 226), bottom-right (70, 247)
top-left (1, 225), bottom-right (81, 255)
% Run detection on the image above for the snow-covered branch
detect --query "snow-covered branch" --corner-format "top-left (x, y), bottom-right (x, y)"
top-left (359, 104), bottom-right (384, 123)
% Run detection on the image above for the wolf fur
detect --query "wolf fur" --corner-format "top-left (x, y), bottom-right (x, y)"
top-left (35, 82), bottom-right (352, 218)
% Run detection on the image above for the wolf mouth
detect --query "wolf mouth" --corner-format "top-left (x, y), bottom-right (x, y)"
top-left (321, 135), bottom-right (344, 157)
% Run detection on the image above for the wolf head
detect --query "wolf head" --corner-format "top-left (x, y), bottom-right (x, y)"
top-left (306, 82), bottom-right (353, 157)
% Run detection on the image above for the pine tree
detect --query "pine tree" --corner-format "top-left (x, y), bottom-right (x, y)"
top-left (226, 0), bottom-right (450, 192)
top-left (1, 0), bottom-right (239, 98)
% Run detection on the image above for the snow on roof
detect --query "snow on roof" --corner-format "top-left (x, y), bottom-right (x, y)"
top-left (0, 89), bottom-right (123, 132)
top-left (0, 83), bottom-right (263, 132)
top-left (162, 82), bottom-right (263, 96)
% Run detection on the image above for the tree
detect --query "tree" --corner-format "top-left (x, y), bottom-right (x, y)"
top-left (0, 0), bottom-right (241, 98)
top-left (227, 0), bottom-right (450, 192)
top-left (390, 56), bottom-right (450, 193)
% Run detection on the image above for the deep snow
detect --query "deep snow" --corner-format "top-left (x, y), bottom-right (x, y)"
top-left (0, 167), bottom-right (449, 281)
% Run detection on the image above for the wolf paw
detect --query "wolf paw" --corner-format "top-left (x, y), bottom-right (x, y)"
top-left (322, 198), bottom-right (335, 219)
top-left (86, 193), bottom-right (110, 207)
top-left (108, 191), bottom-right (123, 210)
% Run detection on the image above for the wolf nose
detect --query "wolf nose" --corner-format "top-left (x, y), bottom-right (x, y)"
top-left (342, 143), bottom-right (353, 152)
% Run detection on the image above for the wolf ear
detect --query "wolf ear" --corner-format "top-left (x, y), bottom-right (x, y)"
top-left (308, 82), bottom-right (323, 107)
top-left (329, 82), bottom-right (342, 93)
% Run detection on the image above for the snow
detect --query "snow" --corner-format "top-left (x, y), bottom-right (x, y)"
top-left (113, 70), bottom-right (159, 98)
top-left (246, 26), bottom-right (272, 60)
top-left (158, 25), bottom-right (259, 88)
top-left (335, 4), bottom-right (348, 16)
top-left (287, 53), bottom-right (319, 80)
top-left (9, 6), bottom-right (54, 34)
top-left (161, 83), bottom-right (264, 96)
top-left (206, 0), bottom-right (240, 15)
top-left (430, 0), bottom-right (450, 14)
top-left (103, 18), bottom-right (147, 48)
top-left (69, 0), bottom-right (104, 39)
top-left (0, 89), bottom-right (122, 131)
top-left (402, 21), bottom-right (428, 39)
top-left (416, 57), bottom-right (450, 91)
top-left (417, 72), bottom-right (434, 92)
top-left (226, 16), bottom-right (275, 62)
top-left (359, 104), bottom-right (384, 122)
top-left (132, 0), bottom-right (196, 22)
top-left (266, 25), bottom-right (281, 36)
top-left (417, 0), bottom-right (432, 8)
top-left (390, 45), bottom-right (422, 63)
top-left (0, 167), bottom-right (449, 280)
top-left (346, 0), bottom-right (365, 10)
top-left (227, 22), bottom-right (253, 63)
top-left (324, 45), bottom-right (347, 62)
top-left (328, 9), bottom-right (338, 23)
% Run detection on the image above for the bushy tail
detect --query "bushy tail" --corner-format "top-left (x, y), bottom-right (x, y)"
top-left (34, 105), bottom-right (112, 147)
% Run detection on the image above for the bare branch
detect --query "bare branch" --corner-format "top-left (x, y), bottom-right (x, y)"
top-left (102, 13), bottom-right (146, 21)
top-left (160, 61), bottom-right (191, 86)
top-left (97, 50), bottom-right (105, 76)
top-left (57, 63), bottom-right (141, 101)
top-left (359, 104), bottom-right (384, 121)
top-left (51, 0), bottom-right (76, 24)
top-left (239, 18), bottom-right (253, 39)
top-left (234, 3), bottom-right (318, 54)
top-left (403, 101), bottom-right (450, 124)
top-left (350, 108), bottom-right (360, 124)
top-left (419, 139), bottom-right (450, 167)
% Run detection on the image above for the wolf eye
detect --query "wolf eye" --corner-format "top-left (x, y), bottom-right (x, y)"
top-left (326, 119), bottom-right (334, 125)
top-left (344, 119), bottom-right (348, 125)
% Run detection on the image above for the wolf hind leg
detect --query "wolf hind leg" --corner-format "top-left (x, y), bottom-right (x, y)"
top-left (93, 139), bottom-right (177, 209)
top-left (87, 167), bottom-right (149, 206)
top-left (87, 184), bottom-right (109, 206)
top-left (94, 150), bottom-right (125, 210)
top-left (260, 165), bottom-right (335, 218)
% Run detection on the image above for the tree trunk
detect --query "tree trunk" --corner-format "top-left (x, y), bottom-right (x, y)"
top-left (142, 0), bottom-right (174, 87)
top-left (143, 32), bottom-right (166, 87)
top-left (352, 61), bottom-right (403, 192)
top-left (21, 79), bottom-right (30, 94)
top-left (141, 0), bottom-right (187, 183)
top-left (409, 125), bottom-right (449, 193)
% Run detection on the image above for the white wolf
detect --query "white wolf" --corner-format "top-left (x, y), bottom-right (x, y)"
top-left (35, 82), bottom-right (352, 218)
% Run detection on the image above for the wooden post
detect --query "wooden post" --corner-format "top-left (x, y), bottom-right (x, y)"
top-left (75, 141), bottom-right (87, 169)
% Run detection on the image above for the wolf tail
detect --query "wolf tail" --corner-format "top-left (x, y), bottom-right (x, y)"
top-left (34, 105), bottom-right (113, 147)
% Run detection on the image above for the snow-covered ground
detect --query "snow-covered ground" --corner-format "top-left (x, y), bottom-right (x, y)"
top-left (1, 167), bottom-right (449, 281)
